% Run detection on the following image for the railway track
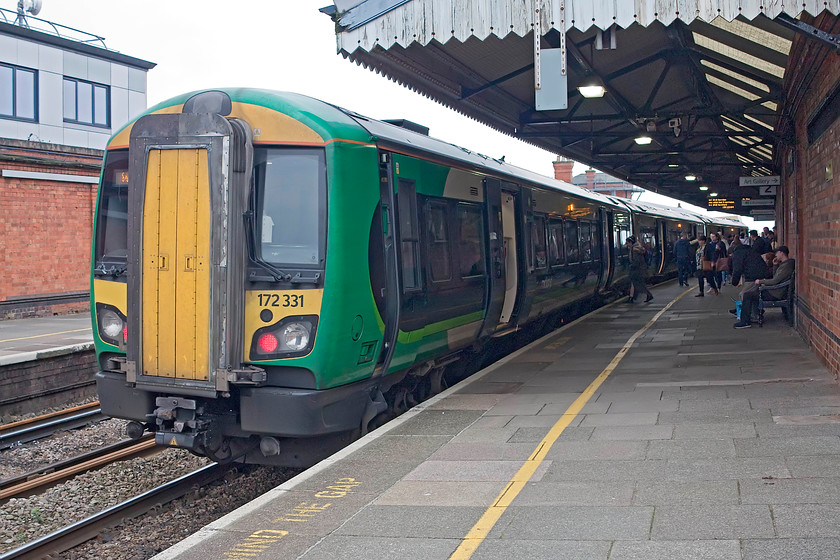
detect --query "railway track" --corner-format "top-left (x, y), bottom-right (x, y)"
top-left (0, 434), bottom-right (158, 501)
top-left (0, 463), bottom-right (226, 560)
top-left (0, 402), bottom-right (106, 450)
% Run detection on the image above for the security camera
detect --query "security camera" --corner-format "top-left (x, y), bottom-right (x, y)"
top-left (668, 118), bottom-right (681, 128)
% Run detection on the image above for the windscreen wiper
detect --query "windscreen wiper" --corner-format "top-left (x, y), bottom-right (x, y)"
top-left (248, 259), bottom-right (292, 283)
top-left (243, 209), bottom-right (292, 282)
top-left (93, 264), bottom-right (126, 278)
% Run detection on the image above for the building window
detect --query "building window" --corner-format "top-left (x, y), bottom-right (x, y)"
top-left (0, 63), bottom-right (37, 121)
top-left (63, 78), bottom-right (109, 126)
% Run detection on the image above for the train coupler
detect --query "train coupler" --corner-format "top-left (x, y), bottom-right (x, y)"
top-left (151, 396), bottom-right (208, 451)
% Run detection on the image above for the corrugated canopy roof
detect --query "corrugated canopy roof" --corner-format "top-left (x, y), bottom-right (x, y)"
top-left (328, 0), bottom-right (840, 211)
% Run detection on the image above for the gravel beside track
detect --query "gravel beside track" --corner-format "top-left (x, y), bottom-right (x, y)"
top-left (63, 465), bottom-right (296, 560)
top-left (1, 413), bottom-right (299, 560)
top-left (0, 418), bottom-right (126, 480)
top-left (0, 450), bottom-right (212, 553)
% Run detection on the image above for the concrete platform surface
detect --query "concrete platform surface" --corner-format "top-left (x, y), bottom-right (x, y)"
top-left (153, 281), bottom-right (840, 560)
top-left (0, 313), bottom-right (92, 366)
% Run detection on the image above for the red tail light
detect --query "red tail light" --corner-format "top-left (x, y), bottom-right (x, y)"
top-left (258, 333), bottom-right (279, 353)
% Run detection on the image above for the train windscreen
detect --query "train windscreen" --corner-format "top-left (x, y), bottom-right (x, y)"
top-left (254, 148), bottom-right (326, 267)
top-left (93, 150), bottom-right (129, 276)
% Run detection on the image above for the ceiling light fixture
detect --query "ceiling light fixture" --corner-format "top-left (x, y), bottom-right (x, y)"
top-left (577, 76), bottom-right (606, 98)
top-left (685, 174), bottom-right (697, 181)
top-left (578, 84), bottom-right (606, 98)
top-left (699, 186), bottom-right (709, 191)
top-left (709, 192), bottom-right (719, 197)
top-left (634, 135), bottom-right (652, 145)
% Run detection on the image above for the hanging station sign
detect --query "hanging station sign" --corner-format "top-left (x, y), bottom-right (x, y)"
top-left (741, 198), bottom-right (775, 207)
top-left (707, 197), bottom-right (736, 210)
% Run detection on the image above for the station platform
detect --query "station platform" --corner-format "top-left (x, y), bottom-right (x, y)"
top-left (155, 281), bottom-right (840, 560)
top-left (0, 313), bottom-right (95, 416)
top-left (0, 313), bottom-right (92, 366)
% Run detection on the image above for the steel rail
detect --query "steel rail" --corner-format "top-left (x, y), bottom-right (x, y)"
top-left (0, 402), bottom-right (100, 432)
top-left (0, 463), bottom-right (225, 560)
top-left (0, 434), bottom-right (157, 500)
top-left (0, 406), bottom-right (107, 450)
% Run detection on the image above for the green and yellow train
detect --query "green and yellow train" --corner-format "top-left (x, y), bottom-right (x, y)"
top-left (91, 89), bottom-right (739, 465)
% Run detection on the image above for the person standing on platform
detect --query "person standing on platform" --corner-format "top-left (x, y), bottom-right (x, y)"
top-left (674, 232), bottom-right (693, 287)
top-left (750, 230), bottom-right (771, 255)
top-left (728, 238), bottom-right (772, 319)
top-left (626, 236), bottom-right (653, 303)
top-left (695, 235), bottom-right (719, 297)
top-left (711, 232), bottom-right (729, 287)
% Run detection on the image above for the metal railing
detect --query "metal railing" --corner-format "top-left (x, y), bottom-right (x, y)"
top-left (0, 7), bottom-right (109, 50)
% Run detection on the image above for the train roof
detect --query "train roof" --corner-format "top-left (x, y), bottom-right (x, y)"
top-left (706, 215), bottom-right (748, 228)
top-left (335, 106), bottom-right (625, 210)
top-left (109, 88), bottom-right (627, 212)
top-left (610, 199), bottom-right (706, 223)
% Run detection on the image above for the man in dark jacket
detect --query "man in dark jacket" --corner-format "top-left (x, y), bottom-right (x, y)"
top-left (734, 246), bottom-right (795, 328)
top-left (730, 239), bottom-right (771, 287)
top-left (749, 230), bottom-right (771, 255)
top-left (674, 232), bottom-right (693, 286)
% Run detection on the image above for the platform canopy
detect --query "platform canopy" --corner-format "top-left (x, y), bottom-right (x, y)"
top-left (326, 0), bottom-right (839, 210)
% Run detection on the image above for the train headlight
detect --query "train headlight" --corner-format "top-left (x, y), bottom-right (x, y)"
top-left (282, 322), bottom-right (310, 351)
top-left (96, 304), bottom-right (127, 348)
top-left (101, 310), bottom-right (123, 339)
top-left (250, 316), bottom-right (318, 359)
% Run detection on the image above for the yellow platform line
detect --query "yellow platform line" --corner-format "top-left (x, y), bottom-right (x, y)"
top-left (449, 289), bottom-right (691, 559)
top-left (0, 328), bottom-right (92, 344)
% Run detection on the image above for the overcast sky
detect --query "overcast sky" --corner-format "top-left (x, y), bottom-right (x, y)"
top-left (12, 0), bottom-right (767, 226)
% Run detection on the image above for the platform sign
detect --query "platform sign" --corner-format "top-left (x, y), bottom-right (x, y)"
top-left (749, 209), bottom-right (775, 219)
top-left (740, 176), bottom-right (780, 187)
top-left (707, 197), bottom-right (736, 210)
top-left (758, 185), bottom-right (777, 196)
top-left (741, 198), bottom-right (775, 207)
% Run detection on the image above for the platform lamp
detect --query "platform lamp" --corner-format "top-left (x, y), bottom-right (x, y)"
top-left (577, 77), bottom-right (606, 98)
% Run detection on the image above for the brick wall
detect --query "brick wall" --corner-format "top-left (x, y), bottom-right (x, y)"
top-left (0, 139), bottom-right (102, 319)
top-left (781, 13), bottom-right (840, 379)
top-left (0, 350), bottom-right (98, 417)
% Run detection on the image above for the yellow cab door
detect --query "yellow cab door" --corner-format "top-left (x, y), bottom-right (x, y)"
top-left (142, 148), bottom-right (211, 380)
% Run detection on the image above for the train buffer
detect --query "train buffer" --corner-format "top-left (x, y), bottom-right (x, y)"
top-left (148, 284), bottom-right (840, 558)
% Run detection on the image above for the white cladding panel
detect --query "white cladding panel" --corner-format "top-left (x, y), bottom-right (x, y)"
top-left (0, 31), bottom-right (150, 149)
top-left (337, 0), bottom-right (840, 52)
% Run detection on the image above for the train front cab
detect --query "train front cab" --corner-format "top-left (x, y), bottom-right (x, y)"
top-left (92, 91), bottom-right (390, 465)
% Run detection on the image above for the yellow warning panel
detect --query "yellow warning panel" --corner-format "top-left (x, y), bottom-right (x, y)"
top-left (142, 148), bottom-right (211, 381)
top-left (243, 290), bottom-right (323, 359)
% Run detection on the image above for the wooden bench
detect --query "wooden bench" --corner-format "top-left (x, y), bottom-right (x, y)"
top-left (757, 271), bottom-right (795, 327)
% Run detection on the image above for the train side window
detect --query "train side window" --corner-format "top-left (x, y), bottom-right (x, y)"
top-left (565, 220), bottom-right (580, 263)
top-left (532, 215), bottom-right (547, 269)
top-left (548, 219), bottom-right (565, 266)
top-left (579, 221), bottom-right (593, 262)
top-left (427, 201), bottom-right (452, 282)
top-left (398, 179), bottom-right (421, 292)
top-left (458, 204), bottom-right (485, 278)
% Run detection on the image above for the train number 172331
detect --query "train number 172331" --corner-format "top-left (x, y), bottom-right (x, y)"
top-left (258, 293), bottom-right (304, 308)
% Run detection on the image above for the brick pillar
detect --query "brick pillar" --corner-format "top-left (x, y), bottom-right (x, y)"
top-left (552, 158), bottom-right (574, 183)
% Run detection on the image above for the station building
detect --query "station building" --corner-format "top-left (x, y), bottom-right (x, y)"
top-left (0, 7), bottom-right (154, 319)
